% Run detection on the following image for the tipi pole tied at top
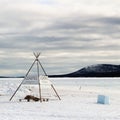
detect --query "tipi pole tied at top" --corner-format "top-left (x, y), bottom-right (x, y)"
top-left (9, 52), bottom-right (61, 102)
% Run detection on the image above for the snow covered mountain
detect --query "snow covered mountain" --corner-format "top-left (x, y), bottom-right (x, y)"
top-left (49, 64), bottom-right (120, 77)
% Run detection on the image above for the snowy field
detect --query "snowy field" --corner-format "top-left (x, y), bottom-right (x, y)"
top-left (0, 77), bottom-right (120, 120)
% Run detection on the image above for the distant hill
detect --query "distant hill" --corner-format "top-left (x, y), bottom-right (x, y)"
top-left (49, 64), bottom-right (120, 77)
top-left (1, 64), bottom-right (120, 78)
top-left (0, 76), bottom-right (24, 78)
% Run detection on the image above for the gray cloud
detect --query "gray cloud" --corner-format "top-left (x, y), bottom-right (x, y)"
top-left (97, 17), bottom-right (120, 25)
top-left (0, 1), bottom-right (120, 76)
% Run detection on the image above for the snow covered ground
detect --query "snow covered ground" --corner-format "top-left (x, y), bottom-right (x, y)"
top-left (0, 78), bottom-right (120, 120)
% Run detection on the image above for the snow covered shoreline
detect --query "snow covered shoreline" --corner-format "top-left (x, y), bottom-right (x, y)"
top-left (0, 78), bottom-right (120, 120)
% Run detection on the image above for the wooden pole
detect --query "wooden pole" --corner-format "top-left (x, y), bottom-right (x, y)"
top-left (51, 84), bottom-right (61, 100)
top-left (38, 59), bottom-right (47, 76)
top-left (33, 52), bottom-right (40, 59)
top-left (37, 59), bottom-right (42, 102)
top-left (9, 59), bottom-right (36, 101)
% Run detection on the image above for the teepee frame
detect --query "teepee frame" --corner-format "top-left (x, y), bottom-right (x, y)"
top-left (9, 52), bottom-right (61, 102)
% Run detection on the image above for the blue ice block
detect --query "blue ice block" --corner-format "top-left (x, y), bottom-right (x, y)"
top-left (97, 95), bottom-right (109, 104)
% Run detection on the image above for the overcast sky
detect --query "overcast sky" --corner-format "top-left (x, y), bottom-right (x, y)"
top-left (0, 0), bottom-right (120, 76)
